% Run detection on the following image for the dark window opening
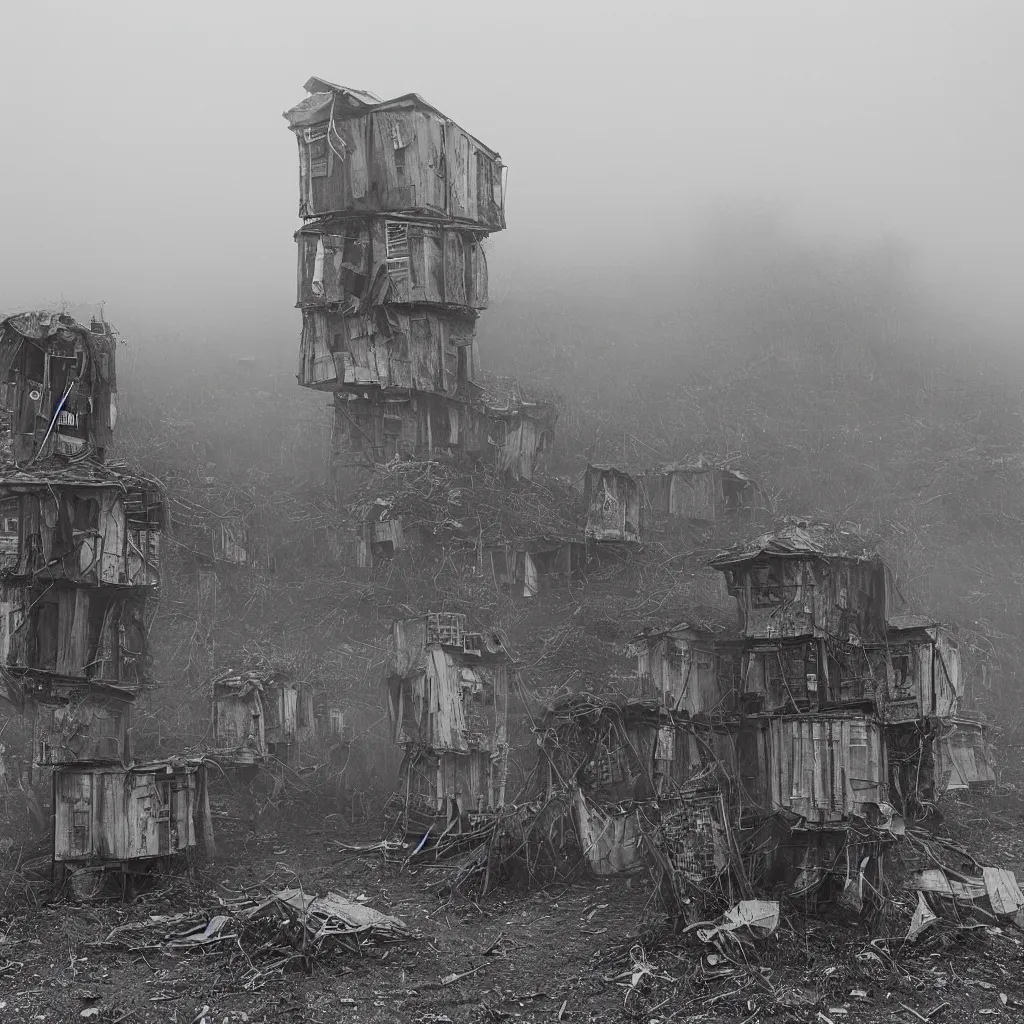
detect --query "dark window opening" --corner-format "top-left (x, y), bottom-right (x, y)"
top-left (891, 653), bottom-right (911, 689)
top-left (750, 562), bottom-right (782, 607)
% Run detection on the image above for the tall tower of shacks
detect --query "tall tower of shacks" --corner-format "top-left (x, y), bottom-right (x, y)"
top-left (283, 77), bottom-right (554, 480)
top-left (284, 80), bottom-right (552, 828)
top-left (0, 312), bottom-right (171, 878)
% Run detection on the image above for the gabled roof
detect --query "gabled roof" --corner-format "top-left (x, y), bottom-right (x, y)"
top-left (283, 79), bottom-right (501, 159)
top-left (709, 520), bottom-right (879, 569)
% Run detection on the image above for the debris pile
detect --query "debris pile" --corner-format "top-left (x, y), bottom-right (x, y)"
top-left (100, 886), bottom-right (410, 986)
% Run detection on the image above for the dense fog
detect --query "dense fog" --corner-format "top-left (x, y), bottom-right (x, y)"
top-left (2, 0), bottom-right (1024, 353)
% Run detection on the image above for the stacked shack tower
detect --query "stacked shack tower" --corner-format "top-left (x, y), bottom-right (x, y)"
top-left (283, 78), bottom-right (554, 481)
top-left (0, 312), bottom-right (174, 877)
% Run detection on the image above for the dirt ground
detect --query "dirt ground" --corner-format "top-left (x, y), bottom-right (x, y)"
top-left (2, 783), bottom-right (1024, 1024)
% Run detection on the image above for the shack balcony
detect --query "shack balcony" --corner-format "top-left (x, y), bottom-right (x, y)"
top-left (737, 636), bottom-right (884, 716)
top-left (284, 80), bottom-right (506, 231)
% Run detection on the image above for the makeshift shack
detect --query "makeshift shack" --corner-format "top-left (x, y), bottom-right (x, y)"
top-left (632, 622), bottom-right (735, 714)
top-left (299, 306), bottom-right (479, 392)
top-left (710, 521), bottom-right (891, 642)
top-left (210, 667), bottom-right (314, 765)
top-left (937, 717), bottom-right (996, 791)
top-left (296, 217), bottom-right (488, 311)
top-left (0, 582), bottom-right (150, 704)
top-left (484, 536), bottom-right (587, 597)
top-left (584, 465), bottom-right (641, 544)
top-left (33, 687), bottom-right (132, 766)
top-left (53, 758), bottom-right (214, 880)
top-left (283, 79), bottom-right (505, 230)
top-left (334, 378), bottom-right (556, 480)
top-left (878, 616), bottom-right (962, 721)
top-left (386, 612), bottom-right (509, 823)
top-left (0, 312), bottom-right (117, 463)
top-left (539, 695), bottom-right (667, 875)
top-left (641, 463), bottom-right (760, 526)
top-left (0, 462), bottom-right (163, 587)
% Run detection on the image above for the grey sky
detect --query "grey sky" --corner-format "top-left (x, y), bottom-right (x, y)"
top-left (2, 0), bottom-right (1022, 347)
